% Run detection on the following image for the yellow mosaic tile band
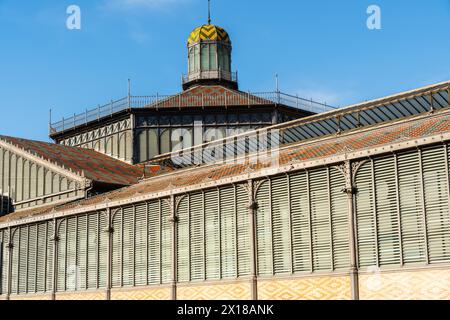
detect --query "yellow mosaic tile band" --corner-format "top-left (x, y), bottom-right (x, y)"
top-left (258, 276), bottom-right (352, 300)
top-left (359, 268), bottom-right (450, 300)
top-left (177, 282), bottom-right (251, 300)
top-left (111, 287), bottom-right (172, 300)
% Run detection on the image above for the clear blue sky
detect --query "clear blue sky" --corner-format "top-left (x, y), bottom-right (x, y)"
top-left (0, 0), bottom-right (449, 141)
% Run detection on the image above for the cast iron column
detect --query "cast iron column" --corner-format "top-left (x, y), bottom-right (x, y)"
top-left (247, 180), bottom-right (258, 300)
top-left (343, 161), bottom-right (359, 300)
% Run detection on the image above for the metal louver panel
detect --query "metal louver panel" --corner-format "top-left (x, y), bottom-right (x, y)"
top-left (10, 230), bottom-right (19, 294)
top-left (309, 169), bottom-right (333, 271)
top-left (220, 186), bottom-right (236, 279)
top-left (177, 196), bottom-right (190, 282)
top-left (57, 219), bottom-right (67, 292)
top-left (271, 176), bottom-right (291, 275)
top-left (135, 203), bottom-right (147, 286)
top-left (66, 217), bottom-right (77, 291)
top-left (36, 223), bottom-right (47, 293)
top-left (355, 161), bottom-right (377, 267)
top-left (290, 171), bottom-right (311, 273)
top-left (46, 222), bottom-right (54, 292)
top-left (329, 167), bottom-right (350, 270)
top-left (77, 215), bottom-right (87, 290)
top-left (111, 211), bottom-right (122, 288)
top-left (148, 200), bottom-right (161, 285)
top-left (27, 224), bottom-right (37, 293)
top-left (87, 213), bottom-right (99, 289)
top-left (374, 156), bottom-right (401, 266)
top-left (0, 231), bottom-right (5, 295)
top-left (256, 180), bottom-right (273, 276)
top-left (236, 184), bottom-right (251, 277)
top-left (98, 212), bottom-right (108, 289)
top-left (398, 151), bottom-right (427, 264)
top-left (161, 199), bottom-right (172, 284)
top-left (122, 206), bottom-right (134, 287)
top-left (423, 146), bottom-right (450, 263)
top-left (18, 227), bottom-right (28, 294)
top-left (189, 193), bottom-right (204, 281)
top-left (0, 230), bottom-right (4, 295)
top-left (205, 189), bottom-right (220, 280)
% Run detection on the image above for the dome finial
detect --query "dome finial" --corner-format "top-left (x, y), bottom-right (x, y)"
top-left (208, 0), bottom-right (211, 25)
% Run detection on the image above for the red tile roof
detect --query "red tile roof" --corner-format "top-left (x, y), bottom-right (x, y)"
top-left (0, 136), bottom-right (143, 186)
top-left (2, 109), bottom-right (450, 223)
top-left (149, 85), bottom-right (274, 109)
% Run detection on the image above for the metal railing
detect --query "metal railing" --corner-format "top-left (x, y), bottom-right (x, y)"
top-left (182, 70), bottom-right (238, 84)
top-left (49, 91), bottom-right (335, 135)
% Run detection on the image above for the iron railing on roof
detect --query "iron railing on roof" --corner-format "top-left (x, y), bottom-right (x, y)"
top-left (182, 70), bottom-right (238, 84)
top-left (150, 82), bottom-right (450, 168)
top-left (49, 91), bottom-right (335, 135)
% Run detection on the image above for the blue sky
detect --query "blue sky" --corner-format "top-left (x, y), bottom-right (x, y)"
top-left (0, 0), bottom-right (449, 141)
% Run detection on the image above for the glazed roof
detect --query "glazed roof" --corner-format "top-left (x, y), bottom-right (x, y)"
top-left (2, 108), bottom-right (450, 224)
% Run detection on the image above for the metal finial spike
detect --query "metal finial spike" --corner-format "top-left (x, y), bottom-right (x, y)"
top-left (208, 0), bottom-right (211, 25)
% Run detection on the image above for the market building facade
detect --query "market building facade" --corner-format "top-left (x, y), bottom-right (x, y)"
top-left (0, 18), bottom-right (449, 300)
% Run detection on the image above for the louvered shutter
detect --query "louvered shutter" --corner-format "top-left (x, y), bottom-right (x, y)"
top-left (57, 219), bottom-right (67, 292)
top-left (18, 226), bottom-right (28, 294)
top-left (205, 189), bottom-right (220, 280)
top-left (374, 156), bottom-right (401, 266)
top-left (122, 206), bottom-right (134, 287)
top-left (98, 212), bottom-right (108, 289)
top-left (161, 199), bottom-right (172, 284)
top-left (220, 186), bottom-right (236, 278)
top-left (111, 211), bottom-right (122, 288)
top-left (66, 217), bottom-right (77, 291)
top-left (46, 221), bottom-right (54, 292)
top-left (148, 200), bottom-right (161, 285)
top-left (177, 196), bottom-right (190, 282)
top-left (0, 231), bottom-right (5, 295)
top-left (27, 224), bottom-right (37, 293)
top-left (309, 169), bottom-right (333, 271)
top-left (290, 171), bottom-right (311, 273)
top-left (77, 215), bottom-right (88, 290)
top-left (423, 146), bottom-right (450, 262)
top-left (11, 229), bottom-right (19, 294)
top-left (329, 167), bottom-right (350, 270)
top-left (36, 223), bottom-right (47, 293)
top-left (398, 151), bottom-right (427, 264)
top-left (135, 203), bottom-right (148, 286)
top-left (0, 231), bottom-right (4, 295)
top-left (355, 161), bottom-right (377, 267)
top-left (271, 176), bottom-right (291, 275)
top-left (236, 184), bottom-right (251, 277)
top-left (256, 180), bottom-right (272, 276)
top-left (189, 193), bottom-right (204, 281)
top-left (87, 213), bottom-right (98, 289)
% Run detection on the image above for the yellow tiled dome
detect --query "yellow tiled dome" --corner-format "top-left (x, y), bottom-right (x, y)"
top-left (188, 24), bottom-right (231, 46)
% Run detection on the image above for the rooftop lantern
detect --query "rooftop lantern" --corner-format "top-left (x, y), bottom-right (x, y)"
top-left (182, 0), bottom-right (238, 90)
